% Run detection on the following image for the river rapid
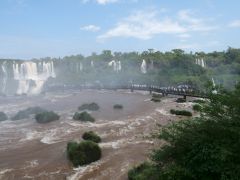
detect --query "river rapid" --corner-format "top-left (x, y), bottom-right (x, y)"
top-left (0, 89), bottom-right (193, 180)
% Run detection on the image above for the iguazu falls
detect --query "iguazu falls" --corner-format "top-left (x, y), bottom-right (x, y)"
top-left (0, 0), bottom-right (240, 180)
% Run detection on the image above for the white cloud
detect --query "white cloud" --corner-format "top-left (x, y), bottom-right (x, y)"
top-left (98, 9), bottom-right (217, 41)
top-left (178, 33), bottom-right (191, 39)
top-left (229, 20), bottom-right (240, 28)
top-left (80, 25), bottom-right (101, 32)
top-left (178, 10), bottom-right (217, 31)
top-left (98, 10), bottom-right (186, 40)
top-left (81, 0), bottom-right (119, 4)
top-left (96, 0), bottom-right (118, 4)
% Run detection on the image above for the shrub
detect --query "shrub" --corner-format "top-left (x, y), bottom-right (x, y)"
top-left (128, 162), bottom-right (159, 180)
top-left (176, 98), bottom-right (186, 103)
top-left (67, 140), bottom-right (101, 167)
top-left (193, 104), bottom-right (202, 111)
top-left (0, 112), bottom-right (8, 121)
top-left (113, 104), bottom-right (123, 109)
top-left (170, 109), bottom-right (192, 116)
top-left (11, 106), bottom-right (46, 120)
top-left (73, 111), bottom-right (95, 122)
top-left (35, 111), bottom-right (60, 123)
top-left (82, 131), bottom-right (101, 143)
top-left (78, 103), bottom-right (100, 111)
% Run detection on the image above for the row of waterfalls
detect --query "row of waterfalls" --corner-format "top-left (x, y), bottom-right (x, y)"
top-left (0, 58), bottom-right (207, 95)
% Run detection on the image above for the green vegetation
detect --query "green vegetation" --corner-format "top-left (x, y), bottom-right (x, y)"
top-left (192, 104), bottom-right (202, 111)
top-left (128, 162), bottom-right (159, 180)
top-left (78, 103), bottom-right (100, 111)
top-left (128, 84), bottom-right (240, 180)
top-left (82, 131), bottom-right (101, 143)
top-left (113, 104), bottom-right (123, 109)
top-left (11, 106), bottom-right (46, 120)
top-left (151, 93), bottom-right (161, 102)
top-left (73, 111), bottom-right (95, 122)
top-left (176, 98), bottom-right (186, 103)
top-left (192, 99), bottom-right (206, 104)
top-left (35, 111), bottom-right (60, 123)
top-left (0, 112), bottom-right (8, 121)
top-left (170, 109), bottom-right (192, 116)
top-left (67, 140), bottom-right (101, 167)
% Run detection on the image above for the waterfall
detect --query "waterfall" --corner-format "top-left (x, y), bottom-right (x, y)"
top-left (195, 58), bottom-right (206, 68)
top-left (140, 59), bottom-right (147, 74)
top-left (13, 61), bottom-right (56, 95)
top-left (212, 77), bottom-right (216, 87)
top-left (80, 62), bottom-right (83, 71)
top-left (91, 60), bottom-right (94, 68)
top-left (1, 62), bottom-right (7, 94)
top-left (108, 60), bottom-right (121, 72)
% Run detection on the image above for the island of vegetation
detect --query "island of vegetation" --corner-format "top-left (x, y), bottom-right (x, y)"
top-left (67, 140), bottom-right (102, 167)
top-left (35, 111), bottom-right (60, 123)
top-left (73, 111), bottom-right (95, 122)
top-left (0, 112), bottom-right (8, 121)
top-left (78, 103), bottom-right (100, 111)
top-left (11, 106), bottom-right (46, 120)
top-left (82, 131), bottom-right (101, 143)
top-left (170, 109), bottom-right (192, 116)
top-left (113, 104), bottom-right (123, 109)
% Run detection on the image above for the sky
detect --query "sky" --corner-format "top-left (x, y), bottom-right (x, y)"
top-left (0, 0), bottom-right (240, 59)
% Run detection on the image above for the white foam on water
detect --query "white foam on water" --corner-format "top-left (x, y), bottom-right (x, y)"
top-left (23, 160), bottom-right (39, 169)
top-left (155, 108), bottom-right (171, 116)
top-left (40, 129), bottom-right (62, 144)
top-left (0, 168), bottom-right (13, 179)
top-left (20, 130), bottom-right (42, 142)
top-left (67, 160), bottom-right (105, 180)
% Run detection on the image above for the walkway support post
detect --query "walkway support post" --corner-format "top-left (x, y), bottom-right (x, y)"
top-left (183, 95), bottom-right (187, 101)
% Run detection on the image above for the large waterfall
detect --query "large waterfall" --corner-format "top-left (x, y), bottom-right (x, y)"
top-left (141, 59), bottom-right (147, 74)
top-left (13, 61), bottom-right (56, 95)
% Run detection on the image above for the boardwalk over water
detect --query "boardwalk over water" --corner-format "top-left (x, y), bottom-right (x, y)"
top-left (59, 84), bottom-right (207, 99)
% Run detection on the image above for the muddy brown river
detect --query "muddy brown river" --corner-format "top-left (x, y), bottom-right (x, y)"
top-left (0, 90), bottom-right (194, 180)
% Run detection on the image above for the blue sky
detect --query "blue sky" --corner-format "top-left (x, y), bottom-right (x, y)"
top-left (0, 0), bottom-right (240, 59)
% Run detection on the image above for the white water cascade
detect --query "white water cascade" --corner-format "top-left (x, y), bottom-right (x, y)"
top-left (108, 60), bottom-right (121, 72)
top-left (1, 62), bottom-right (7, 94)
top-left (91, 60), bottom-right (94, 68)
top-left (140, 59), bottom-right (147, 74)
top-left (76, 62), bottom-right (83, 72)
top-left (13, 61), bottom-right (56, 95)
top-left (212, 77), bottom-right (216, 87)
top-left (195, 58), bottom-right (206, 68)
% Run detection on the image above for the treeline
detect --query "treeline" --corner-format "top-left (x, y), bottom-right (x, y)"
top-left (51, 48), bottom-right (240, 90)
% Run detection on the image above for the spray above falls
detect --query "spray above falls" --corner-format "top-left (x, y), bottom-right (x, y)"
top-left (13, 61), bottom-right (56, 95)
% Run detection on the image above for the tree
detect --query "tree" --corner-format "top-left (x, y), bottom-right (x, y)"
top-left (128, 84), bottom-right (240, 180)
